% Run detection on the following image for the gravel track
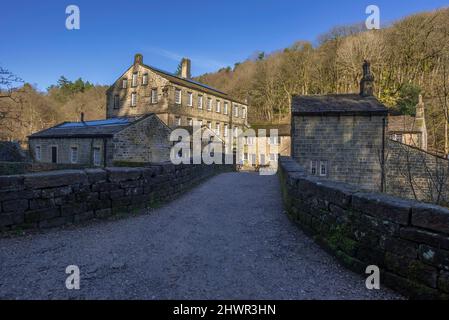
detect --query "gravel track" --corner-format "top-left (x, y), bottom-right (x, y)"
top-left (0, 172), bottom-right (402, 299)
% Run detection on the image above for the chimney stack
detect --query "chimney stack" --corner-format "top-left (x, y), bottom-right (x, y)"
top-left (181, 58), bottom-right (191, 79)
top-left (134, 53), bottom-right (143, 65)
top-left (360, 60), bottom-right (374, 97)
top-left (80, 112), bottom-right (85, 122)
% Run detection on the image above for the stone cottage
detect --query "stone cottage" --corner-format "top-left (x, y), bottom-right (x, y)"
top-left (388, 95), bottom-right (428, 151)
top-left (28, 113), bottom-right (172, 166)
top-left (106, 54), bottom-right (249, 142)
top-left (291, 61), bottom-right (388, 192)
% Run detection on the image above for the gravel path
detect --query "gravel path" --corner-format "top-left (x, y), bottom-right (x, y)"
top-left (0, 172), bottom-right (401, 299)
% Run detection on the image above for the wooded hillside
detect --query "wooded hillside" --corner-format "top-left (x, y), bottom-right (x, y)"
top-left (196, 8), bottom-right (449, 153)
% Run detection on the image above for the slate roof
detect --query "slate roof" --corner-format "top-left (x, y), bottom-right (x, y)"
top-left (141, 64), bottom-right (247, 105)
top-left (388, 115), bottom-right (423, 133)
top-left (292, 94), bottom-right (388, 116)
top-left (28, 115), bottom-right (151, 139)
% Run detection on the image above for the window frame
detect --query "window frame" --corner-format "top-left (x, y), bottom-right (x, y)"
top-left (187, 92), bottom-right (193, 107)
top-left (93, 147), bottom-right (102, 167)
top-left (113, 94), bottom-right (120, 109)
top-left (207, 97), bottom-right (212, 111)
top-left (233, 104), bottom-right (239, 117)
top-left (311, 160), bottom-right (318, 175)
top-left (131, 92), bottom-right (137, 107)
top-left (224, 102), bottom-right (229, 115)
top-left (175, 88), bottom-right (182, 105)
top-left (319, 161), bottom-right (328, 177)
top-left (142, 73), bottom-right (148, 86)
top-left (122, 78), bottom-right (128, 89)
top-left (198, 95), bottom-right (203, 109)
top-left (35, 145), bottom-right (41, 161)
top-left (70, 146), bottom-right (79, 164)
top-left (132, 73), bottom-right (138, 87)
top-left (216, 100), bottom-right (221, 113)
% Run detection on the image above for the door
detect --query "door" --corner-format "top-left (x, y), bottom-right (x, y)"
top-left (51, 146), bottom-right (57, 163)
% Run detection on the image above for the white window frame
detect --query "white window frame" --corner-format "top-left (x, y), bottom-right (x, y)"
top-left (207, 98), bottom-right (212, 111)
top-left (175, 116), bottom-right (181, 126)
top-left (233, 104), bottom-right (239, 117)
top-left (198, 95), bottom-right (203, 109)
top-left (246, 136), bottom-right (255, 145)
top-left (216, 123), bottom-right (220, 136)
top-left (122, 78), bottom-right (128, 89)
top-left (151, 88), bottom-right (158, 104)
top-left (207, 121), bottom-right (212, 129)
top-left (320, 161), bottom-right (328, 176)
top-left (175, 88), bottom-right (182, 105)
top-left (187, 92), bottom-right (193, 107)
top-left (131, 92), bottom-right (137, 107)
top-left (224, 124), bottom-right (228, 137)
top-left (311, 160), bottom-right (318, 175)
top-left (35, 145), bottom-right (41, 161)
top-left (93, 147), bottom-right (101, 166)
top-left (70, 146), bottom-right (79, 164)
top-left (216, 100), bottom-right (221, 113)
top-left (198, 119), bottom-right (203, 126)
top-left (113, 95), bottom-right (120, 109)
top-left (242, 107), bottom-right (247, 119)
top-left (132, 73), bottom-right (138, 87)
top-left (142, 73), bottom-right (148, 85)
top-left (224, 102), bottom-right (229, 115)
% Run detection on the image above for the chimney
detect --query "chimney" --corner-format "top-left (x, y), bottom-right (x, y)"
top-left (360, 60), bottom-right (374, 97)
top-left (134, 53), bottom-right (143, 65)
top-left (181, 58), bottom-right (191, 79)
top-left (416, 94), bottom-right (428, 151)
top-left (80, 112), bottom-right (85, 122)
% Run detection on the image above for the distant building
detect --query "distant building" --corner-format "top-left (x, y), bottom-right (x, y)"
top-left (388, 95), bottom-right (428, 151)
top-left (28, 114), bottom-right (172, 166)
top-left (291, 61), bottom-right (388, 192)
top-left (106, 54), bottom-right (249, 140)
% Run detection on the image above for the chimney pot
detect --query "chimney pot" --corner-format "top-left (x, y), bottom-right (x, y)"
top-left (360, 60), bottom-right (374, 97)
top-left (134, 53), bottom-right (143, 65)
top-left (181, 58), bottom-right (191, 79)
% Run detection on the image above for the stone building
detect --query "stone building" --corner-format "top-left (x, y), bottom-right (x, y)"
top-left (240, 124), bottom-right (291, 168)
top-left (106, 54), bottom-right (249, 141)
top-left (28, 114), bottom-right (172, 166)
top-left (388, 95), bottom-right (428, 151)
top-left (291, 61), bottom-right (388, 192)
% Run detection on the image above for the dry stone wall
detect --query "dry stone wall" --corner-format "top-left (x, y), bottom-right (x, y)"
top-left (279, 156), bottom-right (449, 299)
top-left (0, 163), bottom-right (233, 231)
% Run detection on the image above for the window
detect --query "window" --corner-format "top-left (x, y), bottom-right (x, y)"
top-left (250, 154), bottom-right (257, 165)
top-left (113, 95), bottom-right (120, 109)
top-left (131, 92), bottom-right (137, 107)
top-left (187, 92), bottom-right (193, 106)
top-left (269, 153), bottom-right (277, 162)
top-left (216, 123), bottom-right (220, 136)
top-left (320, 161), bottom-right (328, 176)
top-left (70, 146), bottom-right (78, 164)
top-left (269, 136), bottom-right (279, 145)
top-left (142, 73), bottom-right (148, 85)
top-left (93, 147), bottom-right (101, 166)
top-left (260, 154), bottom-right (266, 165)
top-left (188, 118), bottom-right (193, 126)
top-left (233, 104), bottom-right (239, 117)
top-left (151, 88), bottom-right (158, 104)
top-left (233, 126), bottom-right (238, 137)
top-left (175, 88), bottom-right (182, 105)
top-left (51, 146), bottom-right (58, 164)
top-left (242, 107), bottom-right (247, 119)
top-left (132, 73), bottom-right (138, 87)
top-left (207, 121), bottom-right (212, 129)
top-left (224, 124), bottom-right (228, 137)
top-left (311, 161), bottom-right (317, 175)
top-left (198, 119), bottom-right (203, 126)
top-left (207, 98), bottom-right (212, 111)
top-left (243, 153), bottom-right (248, 161)
top-left (224, 102), bottom-right (229, 115)
top-left (35, 145), bottom-right (41, 161)
top-left (216, 100), bottom-right (221, 113)
top-left (246, 136), bottom-right (255, 145)
top-left (175, 116), bottom-right (181, 126)
top-left (198, 95), bottom-right (203, 109)
top-left (122, 78), bottom-right (128, 89)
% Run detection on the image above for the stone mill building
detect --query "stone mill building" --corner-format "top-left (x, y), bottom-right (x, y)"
top-left (28, 54), bottom-right (250, 166)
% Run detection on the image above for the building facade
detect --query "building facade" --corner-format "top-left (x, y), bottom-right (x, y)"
top-left (388, 94), bottom-right (428, 151)
top-left (291, 61), bottom-right (388, 192)
top-left (106, 54), bottom-right (248, 141)
top-left (28, 114), bottom-right (172, 166)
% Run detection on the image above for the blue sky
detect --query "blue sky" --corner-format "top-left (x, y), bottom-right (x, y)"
top-left (1, 0), bottom-right (448, 91)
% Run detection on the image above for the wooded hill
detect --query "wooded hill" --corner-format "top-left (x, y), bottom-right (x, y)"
top-left (195, 7), bottom-right (449, 153)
